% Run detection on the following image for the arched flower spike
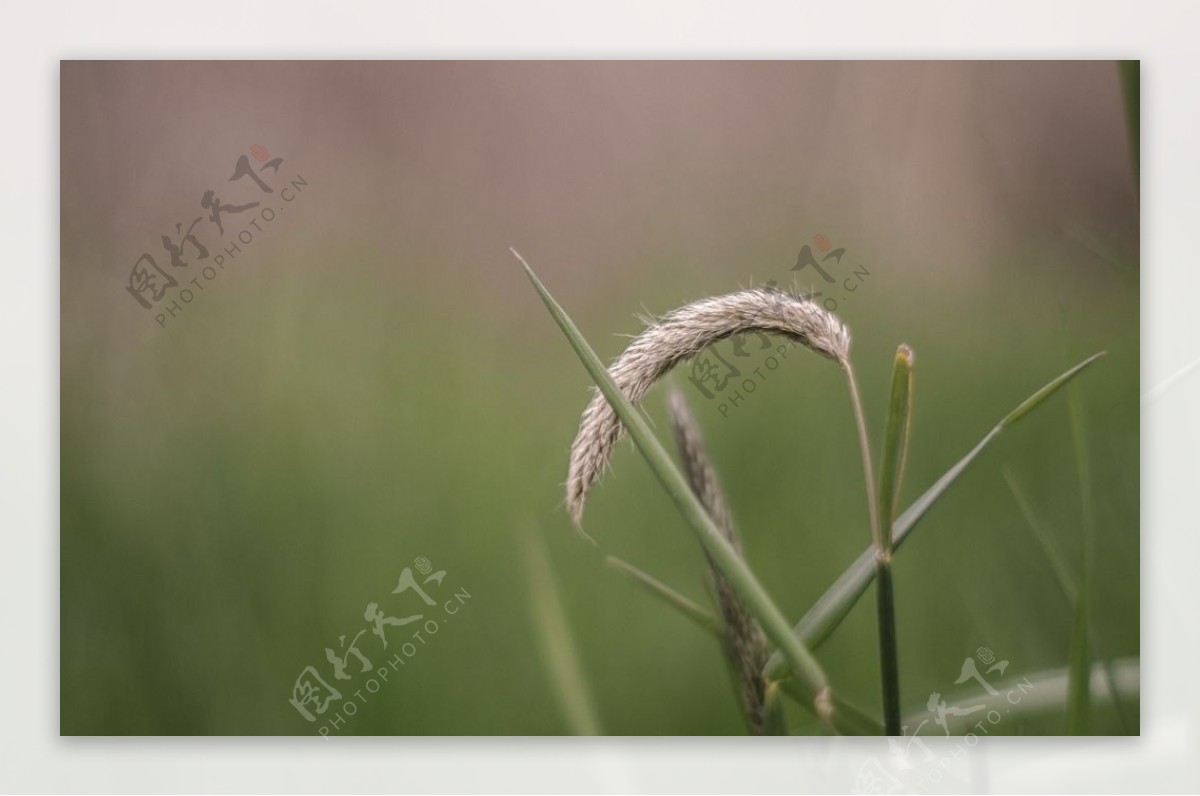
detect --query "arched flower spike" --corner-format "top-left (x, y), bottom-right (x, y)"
top-left (566, 287), bottom-right (851, 524)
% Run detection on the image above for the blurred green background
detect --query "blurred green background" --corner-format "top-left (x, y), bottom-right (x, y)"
top-left (61, 61), bottom-right (1138, 735)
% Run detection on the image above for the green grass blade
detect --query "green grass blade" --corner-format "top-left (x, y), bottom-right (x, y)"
top-left (878, 345), bottom-right (915, 539)
top-left (874, 346), bottom-right (912, 734)
top-left (520, 524), bottom-right (603, 735)
top-left (764, 351), bottom-right (1106, 682)
top-left (873, 563), bottom-right (901, 735)
top-left (1065, 375), bottom-right (1095, 734)
top-left (514, 249), bottom-right (837, 726)
top-left (777, 679), bottom-right (885, 735)
top-left (605, 556), bottom-right (722, 637)
top-left (1066, 595), bottom-right (1091, 734)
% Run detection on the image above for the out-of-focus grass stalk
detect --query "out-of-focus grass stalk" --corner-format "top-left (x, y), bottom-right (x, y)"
top-left (1003, 467), bottom-right (1077, 601)
top-left (520, 524), bottom-right (602, 735)
top-left (1004, 468), bottom-right (1132, 734)
top-left (1065, 377), bottom-right (1096, 735)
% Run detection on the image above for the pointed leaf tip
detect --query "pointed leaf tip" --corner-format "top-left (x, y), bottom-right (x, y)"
top-left (511, 247), bottom-right (536, 278)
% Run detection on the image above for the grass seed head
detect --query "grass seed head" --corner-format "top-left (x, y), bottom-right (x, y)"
top-left (566, 288), bottom-right (850, 523)
top-left (667, 388), bottom-right (770, 733)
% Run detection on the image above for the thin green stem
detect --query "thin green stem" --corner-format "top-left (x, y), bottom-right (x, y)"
top-left (874, 563), bottom-right (901, 735)
top-left (844, 361), bottom-right (882, 550)
top-left (875, 347), bottom-right (914, 735)
top-left (843, 360), bottom-right (901, 735)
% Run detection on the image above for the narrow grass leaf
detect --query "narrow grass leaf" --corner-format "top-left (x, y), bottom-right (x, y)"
top-left (873, 345), bottom-right (912, 734)
top-left (605, 556), bottom-right (721, 638)
top-left (764, 352), bottom-right (1106, 682)
top-left (878, 345), bottom-right (915, 540)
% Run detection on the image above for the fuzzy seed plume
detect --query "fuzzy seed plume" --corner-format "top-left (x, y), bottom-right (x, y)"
top-left (566, 288), bottom-right (850, 523)
top-left (667, 388), bottom-right (769, 734)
